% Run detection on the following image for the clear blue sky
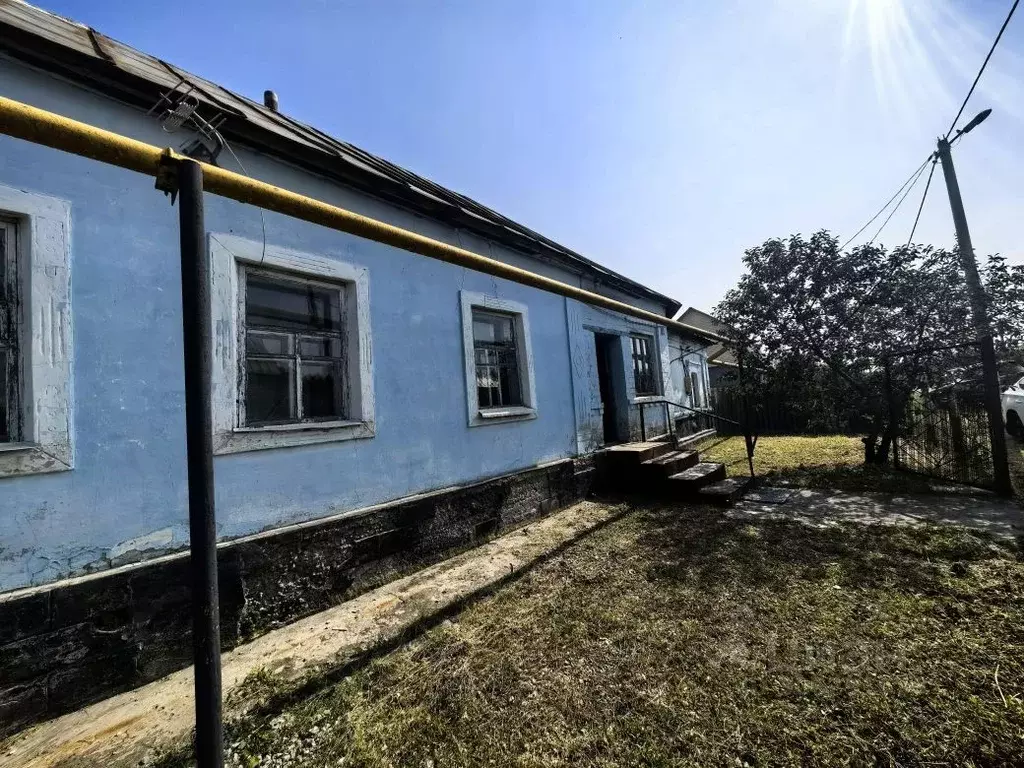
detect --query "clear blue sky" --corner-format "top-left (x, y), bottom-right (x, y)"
top-left (34, 0), bottom-right (1024, 311)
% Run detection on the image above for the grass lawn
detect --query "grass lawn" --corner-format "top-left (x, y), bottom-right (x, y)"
top-left (162, 505), bottom-right (1024, 768)
top-left (699, 435), bottom-right (940, 493)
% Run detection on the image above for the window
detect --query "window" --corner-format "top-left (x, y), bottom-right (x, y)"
top-left (460, 291), bottom-right (537, 426)
top-left (0, 185), bottom-right (73, 478)
top-left (631, 335), bottom-right (658, 396)
top-left (689, 370), bottom-right (705, 408)
top-left (0, 218), bottom-right (17, 443)
top-left (242, 271), bottom-right (345, 426)
top-left (472, 310), bottom-right (522, 408)
top-left (209, 234), bottom-right (374, 454)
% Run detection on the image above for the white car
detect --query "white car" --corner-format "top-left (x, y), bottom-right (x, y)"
top-left (1003, 376), bottom-right (1024, 435)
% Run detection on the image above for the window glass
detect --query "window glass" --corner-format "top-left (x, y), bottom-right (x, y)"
top-left (631, 335), bottom-right (657, 396)
top-left (472, 310), bottom-right (522, 408)
top-left (243, 271), bottom-right (345, 425)
top-left (0, 221), bottom-right (17, 443)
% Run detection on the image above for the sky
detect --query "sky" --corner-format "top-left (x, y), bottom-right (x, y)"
top-left (32, 0), bottom-right (1024, 312)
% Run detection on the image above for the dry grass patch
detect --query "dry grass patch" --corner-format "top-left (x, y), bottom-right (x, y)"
top-left (699, 435), bottom-right (940, 493)
top-left (160, 505), bottom-right (1024, 768)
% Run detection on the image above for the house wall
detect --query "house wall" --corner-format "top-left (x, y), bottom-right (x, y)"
top-left (667, 332), bottom-right (711, 422)
top-left (0, 59), bottom-right (674, 593)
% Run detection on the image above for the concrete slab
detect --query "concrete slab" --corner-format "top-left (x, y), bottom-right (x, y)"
top-left (729, 488), bottom-right (1024, 539)
top-left (0, 501), bottom-right (625, 768)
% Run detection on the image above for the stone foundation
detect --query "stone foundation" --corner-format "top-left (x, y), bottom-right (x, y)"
top-left (0, 457), bottom-right (594, 737)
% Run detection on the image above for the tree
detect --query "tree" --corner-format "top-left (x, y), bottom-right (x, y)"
top-left (715, 231), bottom-right (1024, 462)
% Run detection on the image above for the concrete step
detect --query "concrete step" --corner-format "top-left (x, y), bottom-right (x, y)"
top-left (673, 428), bottom-right (716, 451)
top-left (698, 476), bottom-right (754, 505)
top-left (667, 462), bottom-right (727, 493)
top-left (641, 449), bottom-right (699, 479)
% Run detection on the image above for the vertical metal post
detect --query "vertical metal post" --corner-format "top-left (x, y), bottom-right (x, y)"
top-left (639, 404), bottom-right (646, 442)
top-left (884, 356), bottom-right (900, 470)
top-left (738, 354), bottom-right (755, 479)
top-left (177, 159), bottom-right (223, 766)
top-left (980, 335), bottom-right (1013, 496)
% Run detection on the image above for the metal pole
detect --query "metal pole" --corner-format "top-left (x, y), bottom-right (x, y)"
top-left (177, 159), bottom-right (223, 766)
top-left (936, 138), bottom-right (1012, 497)
top-left (639, 404), bottom-right (646, 442)
top-left (981, 335), bottom-right (1013, 496)
top-left (936, 137), bottom-right (990, 336)
top-left (884, 356), bottom-right (900, 469)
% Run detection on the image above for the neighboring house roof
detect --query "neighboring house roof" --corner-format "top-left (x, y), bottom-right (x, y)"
top-left (0, 1), bottom-right (682, 316)
top-left (678, 307), bottom-right (738, 366)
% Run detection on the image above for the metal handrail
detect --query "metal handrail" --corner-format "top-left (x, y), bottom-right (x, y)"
top-left (635, 396), bottom-right (758, 479)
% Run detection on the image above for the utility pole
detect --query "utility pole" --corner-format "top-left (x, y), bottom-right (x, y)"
top-left (935, 131), bottom-right (1013, 496)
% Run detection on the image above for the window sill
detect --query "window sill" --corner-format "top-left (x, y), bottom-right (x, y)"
top-left (214, 420), bottom-right (375, 455)
top-left (0, 442), bottom-right (72, 478)
top-left (471, 406), bottom-right (537, 426)
top-left (632, 395), bottom-right (664, 405)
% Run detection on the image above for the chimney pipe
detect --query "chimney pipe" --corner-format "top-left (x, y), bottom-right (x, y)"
top-left (263, 90), bottom-right (279, 112)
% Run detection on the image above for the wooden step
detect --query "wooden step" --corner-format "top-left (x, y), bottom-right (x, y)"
top-left (641, 449), bottom-right (699, 478)
top-left (667, 462), bottom-right (726, 492)
top-left (601, 441), bottom-right (677, 466)
top-left (698, 476), bottom-right (754, 504)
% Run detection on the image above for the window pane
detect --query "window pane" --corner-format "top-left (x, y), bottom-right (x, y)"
top-left (301, 362), bottom-right (341, 419)
top-left (472, 312), bottom-right (514, 343)
top-left (298, 336), bottom-right (341, 358)
top-left (245, 358), bottom-right (295, 424)
top-left (246, 331), bottom-right (291, 356)
top-left (246, 275), bottom-right (340, 332)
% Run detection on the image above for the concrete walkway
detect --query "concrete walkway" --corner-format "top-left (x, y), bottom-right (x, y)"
top-left (0, 501), bottom-right (624, 768)
top-left (730, 488), bottom-right (1024, 539)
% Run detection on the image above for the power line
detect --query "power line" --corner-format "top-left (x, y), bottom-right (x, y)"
top-left (905, 155), bottom-right (938, 247)
top-left (866, 159), bottom-right (931, 244)
top-left (840, 155), bottom-right (932, 251)
top-left (945, 0), bottom-right (1020, 138)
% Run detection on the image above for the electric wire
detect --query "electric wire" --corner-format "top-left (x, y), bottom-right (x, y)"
top-left (866, 158), bottom-right (931, 245)
top-left (839, 155), bottom-right (932, 251)
top-left (220, 134), bottom-right (268, 264)
top-left (905, 155), bottom-right (938, 247)
top-left (945, 0), bottom-right (1020, 138)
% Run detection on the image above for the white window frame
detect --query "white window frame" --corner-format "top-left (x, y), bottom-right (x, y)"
top-left (209, 234), bottom-right (374, 454)
top-left (460, 291), bottom-right (537, 427)
top-left (0, 185), bottom-right (73, 478)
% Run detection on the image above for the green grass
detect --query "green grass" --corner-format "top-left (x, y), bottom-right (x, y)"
top-left (158, 506), bottom-right (1024, 768)
top-left (699, 435), bottom-right (940, 493)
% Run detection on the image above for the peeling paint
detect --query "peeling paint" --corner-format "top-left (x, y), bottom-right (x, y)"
top-left (108, 528), bottom-right (174, 561)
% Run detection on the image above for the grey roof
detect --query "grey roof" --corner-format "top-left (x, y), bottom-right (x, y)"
top-left (0, 1), bottom-right (681, 315)
top-left (678, 307), bottom-right (737, 365)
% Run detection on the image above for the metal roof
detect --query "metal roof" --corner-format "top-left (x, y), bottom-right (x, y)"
top-left (0, 0), bottom-right (681, 315)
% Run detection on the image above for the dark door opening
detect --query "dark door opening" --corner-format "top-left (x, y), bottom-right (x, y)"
top-left (595, 333), bottom-right (623, 445)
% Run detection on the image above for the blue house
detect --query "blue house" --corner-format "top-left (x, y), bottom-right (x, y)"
top-left (0, 2), bottom-right (716, 733)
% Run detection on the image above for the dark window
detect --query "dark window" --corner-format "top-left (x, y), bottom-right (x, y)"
top-left (242, 270), bottom-right (345, 426)
top-left (631, 335), bottom-right (657, 396)
top-left (0, 219), bottom-right (18, 443)
top-left (472, 310), bottom-right (523, 408)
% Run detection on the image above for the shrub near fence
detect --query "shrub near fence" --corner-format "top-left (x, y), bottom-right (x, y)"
top-left (712, 386), bottom-right (865, 436)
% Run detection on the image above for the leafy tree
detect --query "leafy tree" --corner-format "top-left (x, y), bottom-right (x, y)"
top-left (715, 231), bottom-right (1024, 462)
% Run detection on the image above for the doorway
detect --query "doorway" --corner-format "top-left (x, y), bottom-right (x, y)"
top-left (594, 332), bottom-right (624, 445)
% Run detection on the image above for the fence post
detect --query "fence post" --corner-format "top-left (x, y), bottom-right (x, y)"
top-left (884, 355), bottom-right (900, 470)
top-left (980, 335), bottom-right (1013, 497)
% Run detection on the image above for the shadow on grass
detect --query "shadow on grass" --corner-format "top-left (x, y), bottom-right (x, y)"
top-left (634, 503), bottom-right (1019, 596)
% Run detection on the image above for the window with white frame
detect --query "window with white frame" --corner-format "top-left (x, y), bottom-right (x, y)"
top-left (631, 334), bottom-right (658, 396)
top-left (209, 234), bottom-right (374, 454)
top-left (0, 186), bottom-right (73, 478)
top-left (460, 291), bottom-right (536, 425)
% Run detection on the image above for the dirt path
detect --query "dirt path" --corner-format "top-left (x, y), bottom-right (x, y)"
top-left (732, 487), bottom-right (1023, 538)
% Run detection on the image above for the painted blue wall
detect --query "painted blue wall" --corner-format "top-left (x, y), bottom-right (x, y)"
top-left (0, 61), bottom-right (675, 592)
